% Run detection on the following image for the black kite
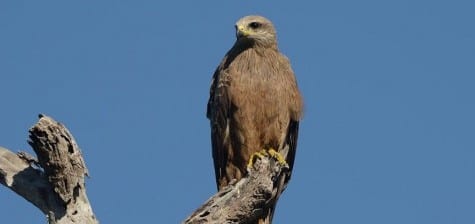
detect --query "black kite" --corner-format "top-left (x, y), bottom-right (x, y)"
top-left (207, 15), bottom-right (303, 224)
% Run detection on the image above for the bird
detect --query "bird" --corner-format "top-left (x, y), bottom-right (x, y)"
top-left (207, 15), bottom-right (303, 223)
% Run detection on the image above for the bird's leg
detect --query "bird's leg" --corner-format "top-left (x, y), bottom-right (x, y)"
top-left (247, 148), bottom-right (288, 170)
top-left (267, 148), bottom-right (288, 167)
top-left (247, 149), bottom-right (268, 169)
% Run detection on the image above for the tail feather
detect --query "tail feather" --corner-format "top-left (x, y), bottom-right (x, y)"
top-left (257, 206), bottom-right (276, 224)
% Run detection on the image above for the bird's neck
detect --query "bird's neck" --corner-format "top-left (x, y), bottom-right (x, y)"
top-left (234, 39), bottom-right (278, 51)
top-left (221, 42), bottom-right (279, 70)
top-left (231, 42), bottom-right (278, 58)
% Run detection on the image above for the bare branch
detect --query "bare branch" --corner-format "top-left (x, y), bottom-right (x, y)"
top-left (0, 114), bottom-right (97, 224)
top-left (0, 147), bottom-right (55, 214)
top-left (183, 153), bottom-right (289, 224)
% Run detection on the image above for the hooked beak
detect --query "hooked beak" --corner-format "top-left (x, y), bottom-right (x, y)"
top-left (235, 25), bottom-right (250, 39)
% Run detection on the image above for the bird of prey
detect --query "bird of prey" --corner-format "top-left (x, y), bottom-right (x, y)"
top-left (207, 15), bottom-right (303, 223)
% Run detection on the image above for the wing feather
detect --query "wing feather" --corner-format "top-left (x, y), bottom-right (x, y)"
top-left (207, 64), bottom-right (231, 189)
top-left (285, 120), bottom-right (299, 181)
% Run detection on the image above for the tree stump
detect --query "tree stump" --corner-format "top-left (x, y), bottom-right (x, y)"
top-left (0, 115), bottom-right (97, 224)
top-left (183, 151), bottom-right (290, 224)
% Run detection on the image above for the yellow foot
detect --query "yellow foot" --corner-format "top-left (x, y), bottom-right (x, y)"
top-left (247, 148), bottom-right (288, 169)
top-left (267, 148), bottom-right (288, 167)
top-left (247, 149), bottom-right (268, 169)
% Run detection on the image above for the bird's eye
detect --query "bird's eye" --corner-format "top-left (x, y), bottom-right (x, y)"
top-left (249, 22), bottom-right (261, 29)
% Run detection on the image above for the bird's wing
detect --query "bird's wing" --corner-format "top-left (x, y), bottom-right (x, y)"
top-left (285, 120), bottom-right (299, 179)
top-left (207, 63), bottom-right (231, 189)
top-left (280, 54), bottom-right (303, 182)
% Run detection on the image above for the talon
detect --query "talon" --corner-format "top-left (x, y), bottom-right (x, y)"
top-left (247, 148), bottom-right (288, 169)
top-left (268, 148), bottom-right (288, 167)
top-left (247, 149), bottom-right (268, 169)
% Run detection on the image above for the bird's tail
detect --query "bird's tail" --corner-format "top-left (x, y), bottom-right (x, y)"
top-left (257, 169), bottom-right (288, 224)
top-left (257, 206), bottom-right (276, 224)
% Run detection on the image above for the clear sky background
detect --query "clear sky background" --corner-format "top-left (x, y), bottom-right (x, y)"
top-left (1, 1), bottom-right (474, 223)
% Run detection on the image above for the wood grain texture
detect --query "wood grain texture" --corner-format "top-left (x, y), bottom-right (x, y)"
top-left (0, 115), bottom-right (97, 224)
top-left (183, 151), bottom-right (290, 224)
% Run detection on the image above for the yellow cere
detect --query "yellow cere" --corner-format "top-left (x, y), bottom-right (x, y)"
top-left (237, 25), bottom-right (251, 37)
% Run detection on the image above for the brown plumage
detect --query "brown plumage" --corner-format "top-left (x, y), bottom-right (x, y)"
top-left (207, 15), bottom-right (303, 223)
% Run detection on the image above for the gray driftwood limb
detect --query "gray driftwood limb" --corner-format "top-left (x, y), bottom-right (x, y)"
top-left (0, 114), bottom-right (97, 224)
top-left (183, 152), bottom-right (290, 224)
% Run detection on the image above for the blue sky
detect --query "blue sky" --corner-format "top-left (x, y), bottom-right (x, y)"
top-left (1, 1), bottom-right (474, 223)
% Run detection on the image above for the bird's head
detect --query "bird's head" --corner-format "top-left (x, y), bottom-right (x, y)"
top-left (234, 15), bottom-right (277, 48)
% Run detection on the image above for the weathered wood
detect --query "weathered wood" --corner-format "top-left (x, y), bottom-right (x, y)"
top-left (183, 152), bottom-right (290, 224)
top-left (0, 114), bottom-right (97, 224)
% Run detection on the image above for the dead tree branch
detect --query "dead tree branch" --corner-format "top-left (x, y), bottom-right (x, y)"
top-left (183, 153), bottom-right (289, 224)
top-left (0, 114), bottom-right (97, 224)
